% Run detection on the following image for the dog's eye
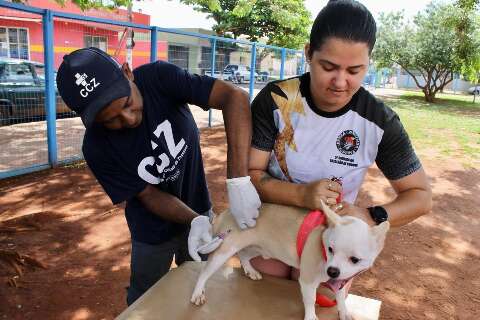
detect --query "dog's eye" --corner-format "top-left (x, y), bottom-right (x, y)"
top-left (350, 257), bottom-right (360, 264)
top-left (328, 247), bottom-right (334, 254)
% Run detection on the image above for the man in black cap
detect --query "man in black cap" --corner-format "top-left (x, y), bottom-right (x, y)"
top-left (56, 47), bottom-right (261, 305)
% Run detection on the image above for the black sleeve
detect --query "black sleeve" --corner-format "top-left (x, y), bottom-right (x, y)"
top-left (376, 111), bottom-right (422, 180)
top-left (154, 61), bottom-right (215, 111)
top-left (82, 143), bottom-right (147, 205)
top-left (251, 83), bottom-right (278, 151)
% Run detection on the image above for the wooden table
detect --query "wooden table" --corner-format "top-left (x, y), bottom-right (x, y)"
top-left (116, 262), bottom-right (381, 320)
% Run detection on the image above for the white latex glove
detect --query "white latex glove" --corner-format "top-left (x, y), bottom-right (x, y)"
top-left (226, 176), bottom-right (261, 229)
top-left (188, 216), bottom-right (223, 262)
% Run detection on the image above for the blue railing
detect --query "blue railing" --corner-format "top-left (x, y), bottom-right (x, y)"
top-left (0, 0), bottom-right (305, 179)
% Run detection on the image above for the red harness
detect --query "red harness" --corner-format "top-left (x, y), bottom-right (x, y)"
top-left (296, 210), bottom-right (337, 307)
top-left (296, 210), bottom-right (328, 260)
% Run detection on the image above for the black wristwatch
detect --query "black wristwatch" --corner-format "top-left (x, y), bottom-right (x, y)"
top-left (368, 206), bottom-right (389, 225)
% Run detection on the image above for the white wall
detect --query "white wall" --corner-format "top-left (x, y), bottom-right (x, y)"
top-left (396, 73), bottom-right (476, 93)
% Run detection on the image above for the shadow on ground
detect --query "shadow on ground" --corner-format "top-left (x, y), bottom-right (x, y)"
top-left (0, 126), bottom-right (478, 320)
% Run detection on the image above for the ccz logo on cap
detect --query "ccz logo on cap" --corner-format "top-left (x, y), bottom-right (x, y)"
top-left (336, 130), bottom-right (360, 155)
top-left (75, 72), bottom-right (101, 98)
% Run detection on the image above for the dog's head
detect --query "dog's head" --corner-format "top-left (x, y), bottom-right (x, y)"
top-left (320, 201), bottom-right (390, 293)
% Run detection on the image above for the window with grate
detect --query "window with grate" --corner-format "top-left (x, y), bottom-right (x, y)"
top-left (168, 45), bottom-right (189, 70)
top-left (84, 35), bottom-right (108, 52)
top-left (0, 27), bottom-right (29, 60)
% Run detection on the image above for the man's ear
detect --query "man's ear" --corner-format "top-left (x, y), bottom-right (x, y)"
top-left (321, 200), bottom-right (340, 227)
top-left (304, 43), bottom-right (311, 62)
top-left (372, 221), bottom-right (390, 247)
top-left (121, 62), bottom-right (134, 81)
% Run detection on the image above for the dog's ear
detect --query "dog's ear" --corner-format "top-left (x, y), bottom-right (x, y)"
top-left (321, 200), bottom-right (341, 227)
top-left (372, 221), bottom-right (390, 246)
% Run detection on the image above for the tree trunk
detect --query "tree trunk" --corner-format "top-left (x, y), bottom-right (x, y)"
top-left (423, 70), bottom-right (454, 103)
top-left (424, 93), bottom-right (436, 102)
top-left (256, 49), bottom-right (269, 72)
top-left (423, 88), bottom-right (436, 102)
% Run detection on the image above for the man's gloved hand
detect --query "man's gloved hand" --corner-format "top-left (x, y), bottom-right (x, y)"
top-left (188, 216), bottom-right (223, 262)
top-left (226, 176), bottom-right (261, 229)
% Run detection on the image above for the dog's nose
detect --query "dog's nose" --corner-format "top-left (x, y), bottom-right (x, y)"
top-left (327, 267), bottom-right (340, 279)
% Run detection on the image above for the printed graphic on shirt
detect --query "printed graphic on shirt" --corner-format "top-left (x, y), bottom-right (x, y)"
top-left (330, 130), bottom-right (361, 168)
top-left (336, 130), bottom-right (360, 155)
top-left (329, 155), bottom-right (359, 168)
top-left (271, 78), bottom-right (305, 181)
top-left (138, 119), bottom-right (188, 184)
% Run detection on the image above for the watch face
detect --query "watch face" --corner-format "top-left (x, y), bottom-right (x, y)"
top-left (370, 206), bottom-right (388, 224)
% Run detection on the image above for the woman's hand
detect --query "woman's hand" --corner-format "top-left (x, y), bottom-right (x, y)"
top-left (302, 178), bottom-right (342, 210)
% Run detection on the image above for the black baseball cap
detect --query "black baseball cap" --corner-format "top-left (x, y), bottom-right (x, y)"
top-left (56, 47), bottom-right (131, 128)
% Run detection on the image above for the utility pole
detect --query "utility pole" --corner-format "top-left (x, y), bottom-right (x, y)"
top-left (126, 0), bottom-right (133, 68)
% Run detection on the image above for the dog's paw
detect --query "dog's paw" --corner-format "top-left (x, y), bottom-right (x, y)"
top-left (303, 314), bottom-right (318, 320)
top-left (338, 311), bottom-right (353, 320)
top-left (245, 269), bottom-right (263, 280)
top-left (190, 290), bottom-right (206, 306)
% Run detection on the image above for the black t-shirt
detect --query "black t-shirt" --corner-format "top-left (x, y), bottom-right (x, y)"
top-left (82, 61), bottom-right (215, 244)
top-left (251, 73), bottom-right (421, 203)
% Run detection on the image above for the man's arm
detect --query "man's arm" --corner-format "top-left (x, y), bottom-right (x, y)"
top-left (206, 80), bottom-right (261, 229)
top-left (136, 185), bottom-right (223, 261)
top-left (337, 168), bottom-right (432, 227)
top-left (249, 147), bottom-right (341, 209)
top-left (207, 80), bottom-right (251, 178)
top-left (136, 185), bottom-right (198, 223)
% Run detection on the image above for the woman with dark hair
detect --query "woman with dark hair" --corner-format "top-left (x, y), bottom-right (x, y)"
top-left (248, 0), bottom-right (431, 305)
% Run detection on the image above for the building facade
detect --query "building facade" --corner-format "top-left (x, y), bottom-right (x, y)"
top-left (0, 0), bottom-right (168, 69)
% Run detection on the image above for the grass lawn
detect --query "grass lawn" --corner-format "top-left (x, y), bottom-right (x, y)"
top-left (379, 91), bottom-right (480, 168)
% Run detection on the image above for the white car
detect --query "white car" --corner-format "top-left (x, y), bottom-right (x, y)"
top-left (224, 64), bottom-right (258, 83)
top-left (468, 85), bottom-right (480, 95)
top-left (204, 70), bottom-right (225, 79)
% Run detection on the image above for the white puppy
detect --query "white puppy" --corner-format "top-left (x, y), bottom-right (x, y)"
top-left (191, 202), bottom-right (389, 320)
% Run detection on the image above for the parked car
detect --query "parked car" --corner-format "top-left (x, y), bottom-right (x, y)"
top-left (0, 58), bottom-right (71, 126)
top-left (257, 71), bottom-right (270, 82)
top-left (223, 64), bottom-right (238, 81)
top-left (223, 64), bottom-right (258, 83)
top-left (468, 85), bottom-right (480, 95)
top-left (204, 70), bottom-right (228, 80)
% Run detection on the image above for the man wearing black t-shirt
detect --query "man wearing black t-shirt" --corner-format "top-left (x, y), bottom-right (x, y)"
top-left (56, 47), bottom-right (261, 305)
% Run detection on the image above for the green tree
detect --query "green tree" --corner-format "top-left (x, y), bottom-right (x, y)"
top-left (374, 3), bottom-right (478, 102)
top-left (457, 0), bottom-right (479, 9)
top-left (178, 0), bottom-right (310, 49)
top-left (452, 0), bottom-right (480, 96)
top-left (13, 0), bottom-right (310, 48)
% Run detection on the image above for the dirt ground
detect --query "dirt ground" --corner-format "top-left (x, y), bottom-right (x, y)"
top-left (0, 126), bottom-right (478, 320)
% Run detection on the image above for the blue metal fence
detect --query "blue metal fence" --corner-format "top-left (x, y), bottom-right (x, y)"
top-left (0, 0), bottom-right (305, 179)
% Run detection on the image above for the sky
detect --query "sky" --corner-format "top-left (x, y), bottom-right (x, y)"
top-left (133, 0), bottom-right (438, 29)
